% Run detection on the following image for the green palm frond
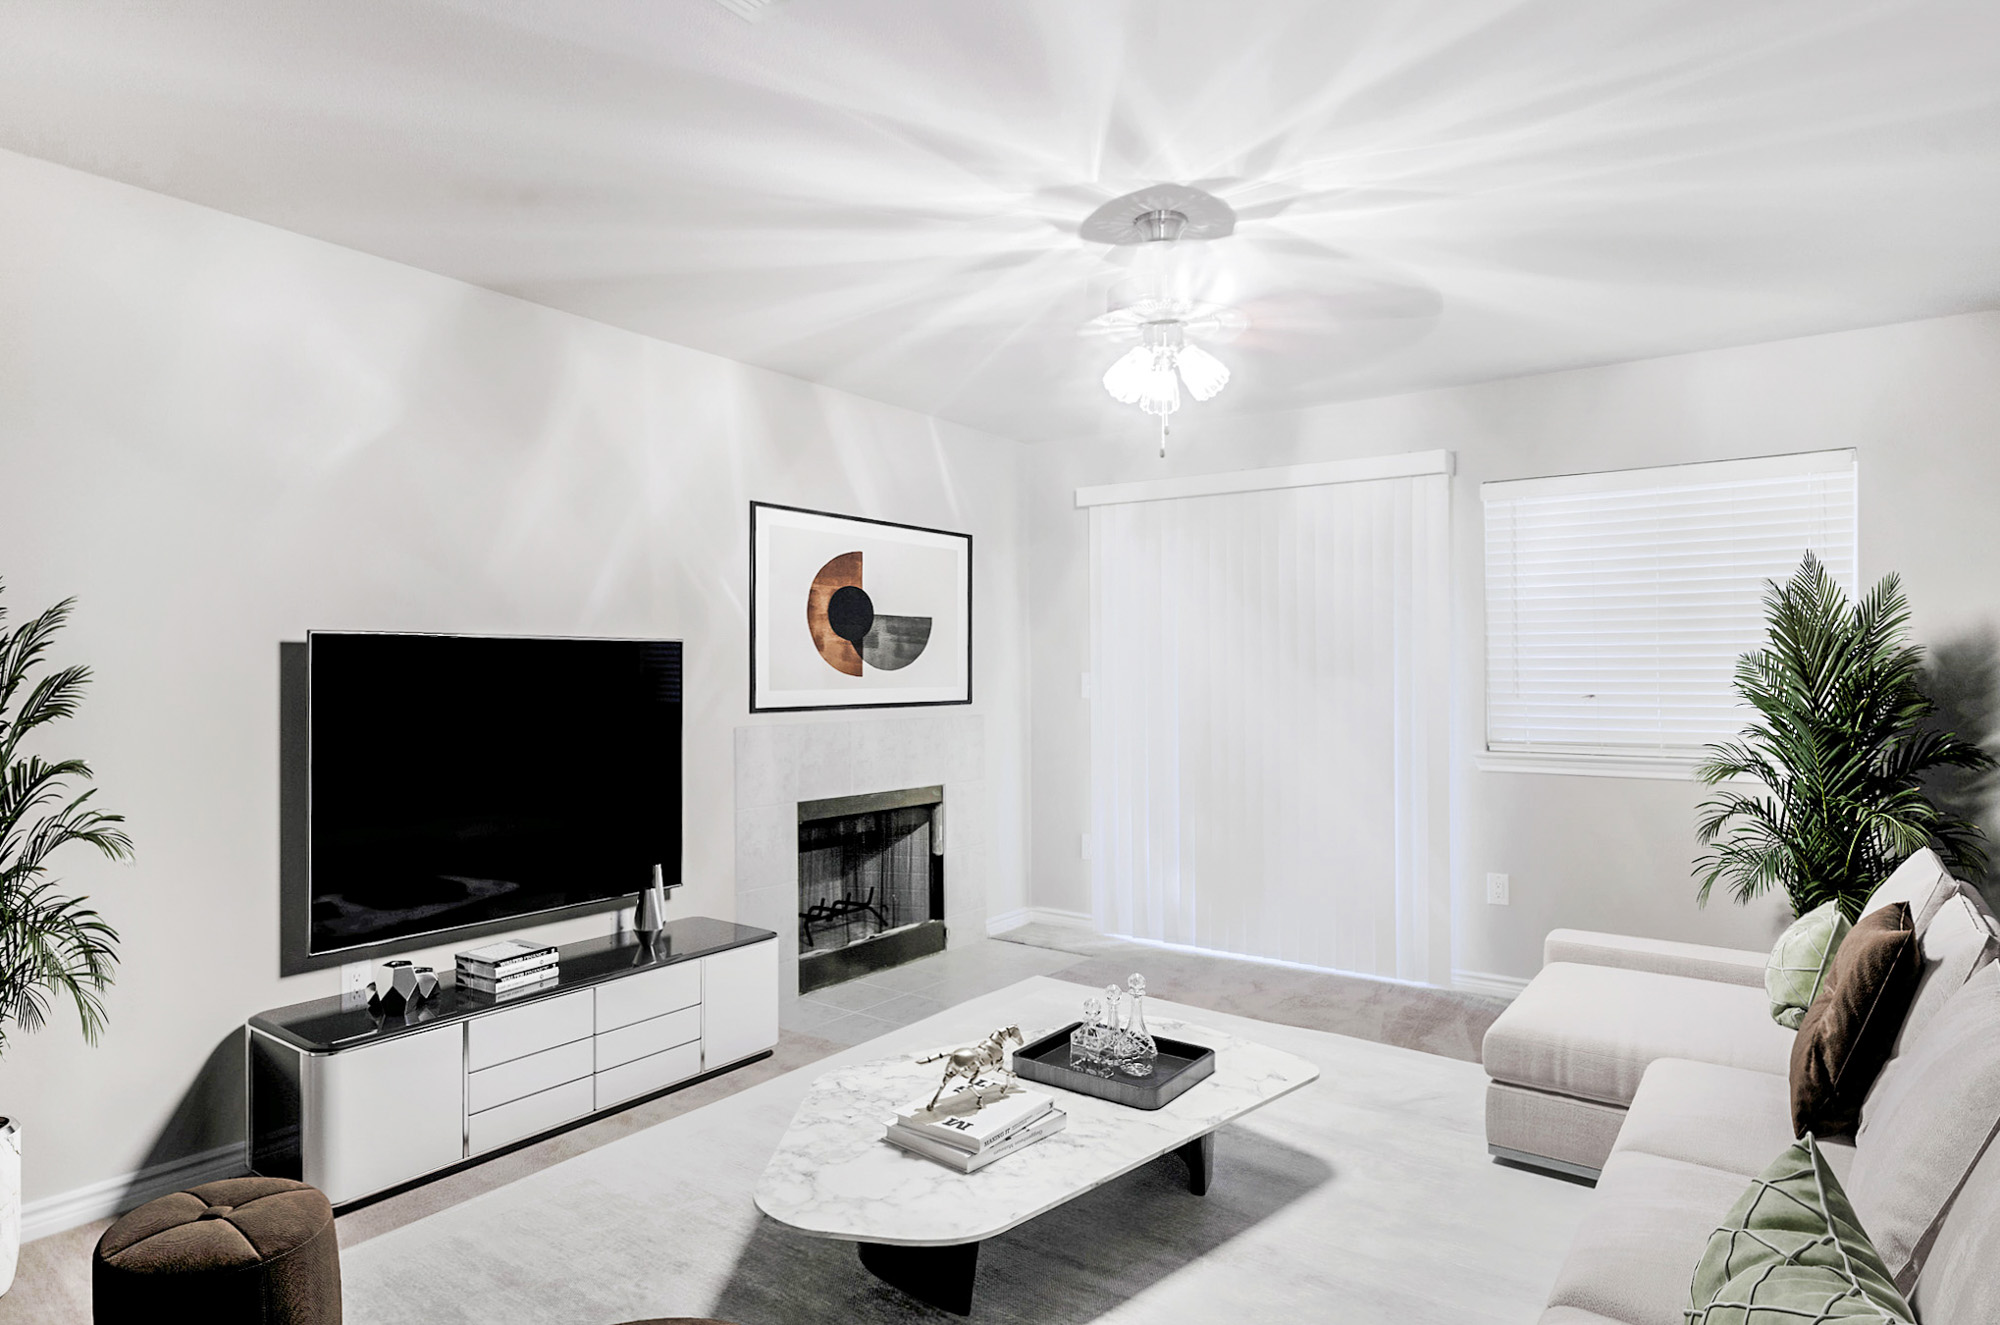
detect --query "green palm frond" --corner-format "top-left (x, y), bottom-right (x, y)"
top-left (0, 579), bottom-right (129, 1054)
top-left (1694, 554), bottom-right (1992, 919)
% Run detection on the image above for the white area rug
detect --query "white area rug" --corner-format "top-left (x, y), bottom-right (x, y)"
top-left (342, 977), bottom-right (1588, 1323)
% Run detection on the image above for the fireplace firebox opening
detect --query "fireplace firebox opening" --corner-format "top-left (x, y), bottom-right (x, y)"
top-left (797, 785), bottom-right (945, 993)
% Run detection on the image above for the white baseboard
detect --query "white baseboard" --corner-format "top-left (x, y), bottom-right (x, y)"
top-left (22, 1141), bottom-right (248, 1243)
top-left (1452, 969), bottom-right (1530, 1000)
top-left (987, 907), bottom-right (1095, 935)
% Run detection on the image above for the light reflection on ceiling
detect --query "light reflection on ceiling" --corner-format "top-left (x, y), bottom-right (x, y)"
top-left (1, 0), bottom-right (1997, 443)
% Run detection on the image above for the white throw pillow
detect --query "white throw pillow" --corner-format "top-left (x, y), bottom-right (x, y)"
top-left (1846, 960), bottom-right (2000, 1292)
top-left (1859, 848), bottom-right (1955, 932)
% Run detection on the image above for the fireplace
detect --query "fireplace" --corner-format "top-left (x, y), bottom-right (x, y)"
top-left (797, 785), bottom-right (946, 993)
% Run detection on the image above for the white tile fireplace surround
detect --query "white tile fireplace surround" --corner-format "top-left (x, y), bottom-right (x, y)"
top-left (734, 714), bottom-right (989, 991)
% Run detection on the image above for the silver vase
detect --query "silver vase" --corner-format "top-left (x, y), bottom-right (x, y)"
top-left (634, 865), bottom-right (668, 940)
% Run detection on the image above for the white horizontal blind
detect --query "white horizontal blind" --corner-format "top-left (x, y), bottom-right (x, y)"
top-left (1483, 451), bottom-right (1857, 758)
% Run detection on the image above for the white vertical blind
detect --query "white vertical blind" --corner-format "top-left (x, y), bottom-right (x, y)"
top-left (1089, 471), bottom-right (1450, 983)
top-left (1482, 450), bottom-right (1857, 758)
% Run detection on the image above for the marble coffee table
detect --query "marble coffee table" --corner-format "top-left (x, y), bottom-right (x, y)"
top-left (754, 993), bottom-right (1320, 1314)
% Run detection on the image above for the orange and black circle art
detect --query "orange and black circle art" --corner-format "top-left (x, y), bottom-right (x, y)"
top-left (806, 552), bottom-right (932, 677)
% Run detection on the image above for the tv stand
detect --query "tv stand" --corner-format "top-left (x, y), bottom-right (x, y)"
top-left (247, 918), bottom-right (777, 1206)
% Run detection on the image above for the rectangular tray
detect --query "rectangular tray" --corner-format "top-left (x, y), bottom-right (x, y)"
top-left (1012, 1021), bottom-right (1215, 1110)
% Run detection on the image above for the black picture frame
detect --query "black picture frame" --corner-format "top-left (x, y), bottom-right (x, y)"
top-left (749, 501), bottom-right (972, 713)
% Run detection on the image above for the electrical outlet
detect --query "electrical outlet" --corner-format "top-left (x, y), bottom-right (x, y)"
top-left (1486, 872), bottom-right (1510, 906)
top-left (340, 960), bottom-right (372, 1010)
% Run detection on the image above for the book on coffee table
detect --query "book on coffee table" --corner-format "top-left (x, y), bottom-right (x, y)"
top-left (898, 1073), bottom-right (1012, 1118)
top-left (886, 1109), bottom-right (1067, 1173)
top-left (892, 1087), bottom-right (1054, 1152)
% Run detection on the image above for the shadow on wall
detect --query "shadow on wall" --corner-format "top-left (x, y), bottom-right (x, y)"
top-left (122, 1028), bottom-right (250, 1210)
top-left (1921, 625), bottom-right (2000, 912)
top-left (115, 646), bottom-right (304, 1207)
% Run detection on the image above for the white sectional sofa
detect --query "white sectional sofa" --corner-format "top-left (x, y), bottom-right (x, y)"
top-left (1482, 850), bottom-right (2000, 1323)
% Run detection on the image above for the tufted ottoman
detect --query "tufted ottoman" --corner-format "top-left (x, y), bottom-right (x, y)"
top-left (93, 1176), bottom-right (340, 1324)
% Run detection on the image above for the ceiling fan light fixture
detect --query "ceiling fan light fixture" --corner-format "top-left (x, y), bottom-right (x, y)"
top-left (1101, 345), bottom-right (1153, 405)
top-left (1176, 342), bottom-right (1230, 402)
top-left (1081, 186), bottom-right (1246, 457)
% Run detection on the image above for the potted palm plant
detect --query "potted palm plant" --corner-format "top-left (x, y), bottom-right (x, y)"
top-left (0, 584), bottom-right (130, 1294)
top-left (1695, 553), bottom-right (1990, 920)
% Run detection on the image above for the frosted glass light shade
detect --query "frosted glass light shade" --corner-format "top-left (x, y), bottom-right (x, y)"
top-left (1102, 339), bottom-right (1226, 419)
top-left (1177, 343), bottom-right (1230, 401)
top-left (1136, 351), bottom-right (1181, 417)
top-left (1102, 346), bottom-right (1153, 404)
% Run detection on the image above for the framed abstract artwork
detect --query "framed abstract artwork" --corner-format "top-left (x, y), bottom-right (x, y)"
top-left (749, 502), bottom-right (973, 712)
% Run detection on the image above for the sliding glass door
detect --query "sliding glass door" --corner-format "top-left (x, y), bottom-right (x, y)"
top-left (1088, 463), bottom-right (1450, 983)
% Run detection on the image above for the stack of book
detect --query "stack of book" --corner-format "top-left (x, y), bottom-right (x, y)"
top-left (454, 939), bottom-right (559, 997)
top-left (884, 1077), bottom-right (1065, 1173)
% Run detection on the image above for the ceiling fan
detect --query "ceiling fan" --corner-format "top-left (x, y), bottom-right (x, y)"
top-left (1075, 182), bottom-right (1442, 457)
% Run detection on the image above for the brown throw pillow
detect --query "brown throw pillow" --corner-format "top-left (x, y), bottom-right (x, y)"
top-left (1791, 901), bottom-right (1922, 1137)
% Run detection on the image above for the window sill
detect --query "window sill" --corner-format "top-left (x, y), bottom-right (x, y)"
top-left (1474, 750), bottom-right (1709, 782)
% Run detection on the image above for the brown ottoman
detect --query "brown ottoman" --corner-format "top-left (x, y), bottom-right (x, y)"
top-left (93, 1176), bottom-right (340, 1323)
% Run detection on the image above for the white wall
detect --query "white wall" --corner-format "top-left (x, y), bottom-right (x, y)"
top-left (1029, 310), bottom-right (2000, 985)
top-left (0, 148), bottom-right (1029, 1210)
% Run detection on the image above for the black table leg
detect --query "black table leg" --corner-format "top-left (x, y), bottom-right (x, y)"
top-left (858, 1239), bottom-right (980, 1316)
top-left (1175, 1131), bottom-right (1215, 1195)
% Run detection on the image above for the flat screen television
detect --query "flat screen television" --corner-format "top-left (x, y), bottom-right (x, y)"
top-left (284, 631), bottom-right (682, 973)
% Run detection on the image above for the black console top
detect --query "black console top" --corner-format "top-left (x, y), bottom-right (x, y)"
top-left (250, 917), bottom-right (775, 1053)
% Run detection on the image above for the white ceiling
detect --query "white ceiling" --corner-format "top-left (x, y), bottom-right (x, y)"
top-left (4, 1), bottom-right (1999, 442)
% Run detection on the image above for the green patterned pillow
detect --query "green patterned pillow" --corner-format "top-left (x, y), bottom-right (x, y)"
top-left (1696, 1264), bottom-right (1913, 1323)
top-left (1686, 1135), bottom-right (1912, 1324)
top-left (1767, 900), bottom-right (1851, 1030)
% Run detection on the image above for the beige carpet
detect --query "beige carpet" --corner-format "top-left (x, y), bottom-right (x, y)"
top-left (341, 977), bottom-right (1588, 1324)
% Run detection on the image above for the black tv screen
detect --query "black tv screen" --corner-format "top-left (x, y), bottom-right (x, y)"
top-left (305, 632), bottom-right (682, 962)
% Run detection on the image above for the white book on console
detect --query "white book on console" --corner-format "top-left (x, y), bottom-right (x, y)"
top-left (456, 940), bottom-right (559, 978)
top-left (458, 968), bottom-right (559, 995)
top-left (892, 1089), bottom-right (1054, 1153)
top-left (885, 1109), bottom-right (1066, 1173)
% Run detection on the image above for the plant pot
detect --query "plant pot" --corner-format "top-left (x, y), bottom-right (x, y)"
top-left (0, 1117), bottom-right (18, 1296)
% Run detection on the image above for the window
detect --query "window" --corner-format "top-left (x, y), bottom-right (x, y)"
top-left (1481, 450), bottom-right (1857, 776)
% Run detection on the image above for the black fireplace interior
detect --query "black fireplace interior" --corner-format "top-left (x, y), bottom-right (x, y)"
top-left (797, 787), bottom-right (945, 992)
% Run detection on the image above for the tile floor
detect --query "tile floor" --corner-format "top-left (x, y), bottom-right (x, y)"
top-left (780, 935), bottom-right (1083, 1045)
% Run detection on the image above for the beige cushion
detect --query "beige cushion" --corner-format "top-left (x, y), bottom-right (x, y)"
top-left (1910, 1120), bottom-right (2000, 1325)
top-left (1484, 963), bottom-right (1794, 1107)
top-left (1543, 930), bottom-right (1768, 988)
top-left (1847, 960), bottom-right (2000, 1293)
top-left (1888, 890), bottom-right (1999, 1058)
top-left (1612, 1060), bottom-right (1794, 1179)
top-left (1612, 1058), bottom-right (1856, 1184)
top-left (1858, 848), bottom-right (1955, 931)
top-left (1544, 1151), bottom-right (1751, 1325)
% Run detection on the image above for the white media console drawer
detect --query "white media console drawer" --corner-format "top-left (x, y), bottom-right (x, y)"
top-left (467, 1035), bottom-right (595, 1115)
top-left (468, 1075), bottom-right (595, 1155)
top-left (467, 989), bottom-right (593, 1071)
top-left (248, 927), bottom-right (780, 1208)
top-left (595, 1040), bottom-right (702, 1110)
top-left (596, 1004), bottom-right (701, 1073)
top-left (594, 961), bottom-right (702, 1033)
